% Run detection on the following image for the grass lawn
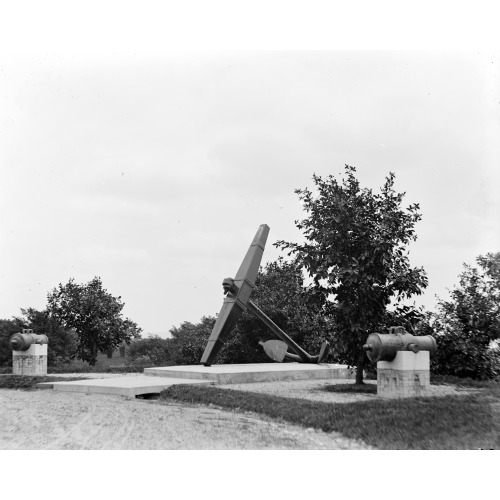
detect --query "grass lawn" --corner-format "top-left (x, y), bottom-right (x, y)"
top-left (0, 375), bottom-right (90, 390)
top-left (0, 350), bottom-right (157, 375)
top-left (159, 381), bottom-right (500, 450)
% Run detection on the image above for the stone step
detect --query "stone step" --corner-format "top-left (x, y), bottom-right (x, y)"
top-left (144, 363), bottom-right (353, 384)
top-left (37, 363), bottom-right (354, 397)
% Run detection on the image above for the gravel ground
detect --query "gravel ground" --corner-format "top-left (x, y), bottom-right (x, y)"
top-left (45, 373), bottom-right (471, 401)
top-left (1, 375), bottom-right (473, 450)
top-left (0, 376), bottom-right (372, 450)
top-left (217, 378), bottom-right (475, 403)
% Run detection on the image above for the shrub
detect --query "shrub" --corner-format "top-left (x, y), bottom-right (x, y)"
top-left (431, 326), bottom-right (500, 380)
top-left (168, 317), bottom-right (214, 365)
top-left (416, 254), bottom-right (500, 380)
top-left (0, 319), bottom-right (20, 366)
top-left (127, 335), bottom-right (171, 367)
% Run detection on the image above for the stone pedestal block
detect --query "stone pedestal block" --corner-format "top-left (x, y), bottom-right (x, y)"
top-left (12, 344), bottom-right (48, 375)
top-left (377, 351), bottom-right (430, 399)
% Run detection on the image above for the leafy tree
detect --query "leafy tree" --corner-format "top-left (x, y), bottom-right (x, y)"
top-left (0, 319), bottom-right (19, 366)
top-left (430, 253), bottom-right (500, 379)
top-left (47, 277), bottom-right (142, 365)
top-left (13, 308), bottom-right (77, 367)
top-left (477, 252), bottom-right (500, 286)
top-left (168, 316), bottom-right (215, 365)
top-left (128, 335), bottom-right (171, 366)
top-left (276, 165), bottom-right (428, 383)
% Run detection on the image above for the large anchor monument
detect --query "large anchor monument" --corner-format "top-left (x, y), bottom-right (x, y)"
top-left (45, 224), bottom-right (352, 395)
top-left (200, 224), bottom-right (330, 366)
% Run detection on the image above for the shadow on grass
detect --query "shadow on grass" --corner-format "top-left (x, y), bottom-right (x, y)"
top-left (158, 384), bottom-right (497, 450)
top-left (322, 383), bottom-right (377, 394)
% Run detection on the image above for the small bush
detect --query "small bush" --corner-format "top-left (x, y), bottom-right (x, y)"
top-left (427, 255), bottom-right (500, 381)
top-left (431, 329), bottom-right (500, 381)
top-left (127, 336), bottom-right (171, 367)
top-left (168, 319), bottom-right (213, 365)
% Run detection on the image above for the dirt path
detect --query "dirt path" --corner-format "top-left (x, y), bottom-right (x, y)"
top-left (0, 389), bottom-right (372, 450)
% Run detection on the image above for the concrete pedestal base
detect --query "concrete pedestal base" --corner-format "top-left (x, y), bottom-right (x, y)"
top-left (38, 363), bottom-right (354, 397)
top-left (144, 363), bottom-right (354, 384)
top-left (12, 344), bottom-right (48, 375)
top-left (377, 351), bottom-right (430, 399)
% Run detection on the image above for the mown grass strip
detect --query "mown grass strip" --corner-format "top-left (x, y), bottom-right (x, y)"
top-left (431, 375), bottom-right (499, 388)
top-left (0, 375), bottom-right (89, 390)
top-left (0, 365), bottom-right (148, 375)
top-left (48, 365), bottom-right (146, 374)
top-left (158, 385), bottom-right (496, 449)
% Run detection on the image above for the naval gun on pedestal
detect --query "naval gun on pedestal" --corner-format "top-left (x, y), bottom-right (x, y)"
top-left (10, 329), bottom-right (49, 376)
top-left (363, 326), bottom-right (437, 362)
top-left (200, 224), bottom-right (330, 366)
top-left (363, 326), bottom-right (437, 399)
top-left (10, 329), bottom-right (49, 351)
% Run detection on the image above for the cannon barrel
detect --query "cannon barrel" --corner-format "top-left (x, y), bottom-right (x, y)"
top-left (363, 326), bottom-right (436, 362)
top-left (10, 330), bottom-right (49, 351)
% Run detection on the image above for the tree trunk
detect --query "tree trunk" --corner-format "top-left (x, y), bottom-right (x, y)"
top-left (355, 350), bottom-right (365, 385)
top-left (89, 343), bottom-right (98, 366)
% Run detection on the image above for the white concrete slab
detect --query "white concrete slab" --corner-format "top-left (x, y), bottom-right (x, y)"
top-left (144, 363), bottom-right (354, 384)
top-left (37, 375), bottom-right (212, 398)
top-left (36, 363), bottom-right (354, 397)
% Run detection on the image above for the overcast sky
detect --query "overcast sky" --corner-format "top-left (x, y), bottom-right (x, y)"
top-left (2, 49), bottom-right (498, 336)
top-left (1, 0), bottom-right (499, 338)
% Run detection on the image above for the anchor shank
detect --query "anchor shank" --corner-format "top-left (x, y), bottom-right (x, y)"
top-left (246, 300), bottom-right (313, 363)
top-left (200, 224), bottom-right (269, 366)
